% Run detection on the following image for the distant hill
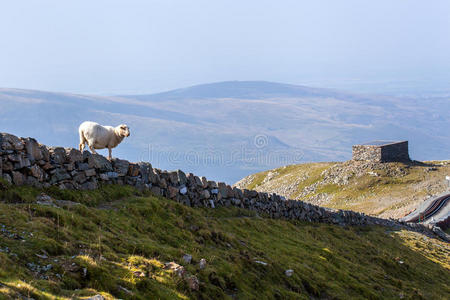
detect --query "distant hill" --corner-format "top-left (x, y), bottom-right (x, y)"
top-left (1, 81), bottom-right (449, 183)
top-left (123, 81), bottom-right (342, 100)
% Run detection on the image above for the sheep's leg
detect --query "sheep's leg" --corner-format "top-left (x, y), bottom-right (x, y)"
top-left (88, 144), bottom-right (97, 155)
top-left (108, 148), bottom-right (112, 160)
top-left (79, 132), bottom-right (86, 152)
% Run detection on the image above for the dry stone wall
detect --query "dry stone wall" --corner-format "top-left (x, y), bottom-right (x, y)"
top-left (0, 132), bottom-right (420, 229)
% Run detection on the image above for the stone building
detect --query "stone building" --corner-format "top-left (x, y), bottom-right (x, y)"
top-left (352, 141), bottom-right (410, 163)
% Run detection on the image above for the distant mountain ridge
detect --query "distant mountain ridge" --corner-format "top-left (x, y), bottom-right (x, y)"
top-left (122, 80), bottom-right (350, 100)
top-left (1, 81), bottom-right (449, 183)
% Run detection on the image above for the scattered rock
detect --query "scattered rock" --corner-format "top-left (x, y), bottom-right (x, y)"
top-left (118, 285), bottom-right (133, 295)
top-left (199, 258), bottom-right (207, 269)
top-left (164, 262), bottom-right (185, 277)
top-left (183, 254), bottom-right (193, 264)
top-left (254, 260), bottom-right (268, 266)
top-left (285, 269), bottom-right (294, 277)
top-left (86, 295), bottom-right (105, 300)
top-left (185, 275), bottom-right (200, 291)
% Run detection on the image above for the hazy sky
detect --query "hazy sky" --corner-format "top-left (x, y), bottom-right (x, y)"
top-left (1, 0), bottom-right (449, 94)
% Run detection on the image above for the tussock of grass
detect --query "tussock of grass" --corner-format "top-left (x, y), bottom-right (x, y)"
top-left (0, 184), bottom-right (448, 299)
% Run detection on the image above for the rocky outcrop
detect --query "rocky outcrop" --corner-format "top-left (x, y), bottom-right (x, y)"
top-left (0, 132), bottom-right (437, 233)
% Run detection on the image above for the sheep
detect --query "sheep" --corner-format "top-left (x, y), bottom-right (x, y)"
top-left (79, 121), bottom-right (130, 160)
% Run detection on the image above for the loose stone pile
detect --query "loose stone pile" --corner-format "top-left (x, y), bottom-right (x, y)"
top-left (0, 132), bottom-right (433, 230)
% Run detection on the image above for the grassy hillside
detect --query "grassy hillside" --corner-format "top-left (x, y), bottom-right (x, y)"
top-left (234, 160), bottom-right (450, 219)
top-left (0, 181), bottom-right (449, 299)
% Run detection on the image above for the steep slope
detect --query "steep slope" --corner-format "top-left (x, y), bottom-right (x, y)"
top-left (1, 81), bottom-right (450, 183)
top-left (0, 182), bottom-right (448, 299)
top-left (234, 160), bottom-right (450, 219)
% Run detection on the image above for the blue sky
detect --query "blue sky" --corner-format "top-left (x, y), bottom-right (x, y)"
top-left (0, 0), bottom-right (449, 94)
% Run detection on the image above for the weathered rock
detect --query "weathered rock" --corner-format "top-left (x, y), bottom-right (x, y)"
top-left (182, 254), bottom-right (192, 264)
top-left (50, 169), bottom-right (71, 183)
top-left (66, 148), bottom-right (83, 164)
top-left (76, 162), bottom-right (90, 171)
top-left (73, 172), bottom-right (87, 184)
top-left (85, 169), bottom-right (96, 177)
top-left (49, 147), bottom-right (67, 164)
top-left (23, 138), bottom-right (43, 162)
top-left (112, 158), bottom-right (129, 176)
top-left (149, 168), bottom-right (160, 184)
top-left (432, 226), bottom-right (450, 242)
top-left (285, 269), bottom-right (294, 277)
top-left (151, 186), bottom-right (161, 196)
top-left (168, 186), bottom-right (179, 199)
top-left (201, 176), bottom-right (208, 188)
top-left (86, 295), bottom-right (105, 300)
top-left (12, 171), bottom-right (25, 185)
top-left (199, 258), bottom-right (207, 269)
top-left (218, 182), bottom-right (228, 198)
top-left (128, 163), bottom-right (140, 177)
top-left (185, 275), bottom-right (199, 291)
top-left (159, 178), bottom-right (167, 189)
top-left (89, 154), bottom-right (113, 172)
top-left (30, 165), bottom-right (45, 182)
top-left (164, 262), bottom-right (185, 277)
top-left (81, 180), bottom-right (97, 190)
top-left (12, 154), bottom-right (31, 170)
top-left (138, 162), bottom-right (152, 183)
top-left (177, 170), bottom-right (187, 185)
top-left (201, 190), bottom-right (210, 199)
top-left (0, 133), bottom-right (24, 151)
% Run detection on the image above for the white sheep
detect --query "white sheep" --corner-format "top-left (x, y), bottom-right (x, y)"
top-left (78, 121), bottom-right (130, 160)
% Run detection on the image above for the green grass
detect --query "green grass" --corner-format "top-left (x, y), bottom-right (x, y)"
top-left (0, 183), bottom-right (449, 299)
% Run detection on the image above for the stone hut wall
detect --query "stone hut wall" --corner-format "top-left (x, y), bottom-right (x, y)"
top-left (352, 141), bottom-right (410, 163)
top-left (0, 132), bottom-right (407, 228)
top-left (380, 142), bottom-right (410, 162)
top-left (352, 145), bottom-right (382, 162)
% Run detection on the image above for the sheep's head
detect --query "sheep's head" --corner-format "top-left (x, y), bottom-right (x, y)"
top-left (117, 124), bottom-right (130, 137)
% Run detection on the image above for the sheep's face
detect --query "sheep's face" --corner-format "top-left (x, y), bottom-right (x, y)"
top-left (118, 124), bottom-right (130, 137)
